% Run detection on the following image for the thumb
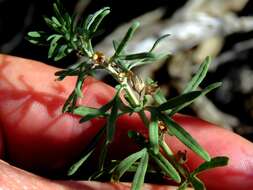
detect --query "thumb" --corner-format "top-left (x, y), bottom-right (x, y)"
top-left (0, 54), bottom-right (114, 174)
top-left (0, 159), bottom-right (192, 190)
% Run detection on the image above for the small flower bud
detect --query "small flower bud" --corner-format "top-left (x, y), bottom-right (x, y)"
top-left (92, 51), bottom-right (106, 64)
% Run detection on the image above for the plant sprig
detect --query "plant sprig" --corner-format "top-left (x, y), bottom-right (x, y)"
top-left (27, 2), bottom-right (229, 190)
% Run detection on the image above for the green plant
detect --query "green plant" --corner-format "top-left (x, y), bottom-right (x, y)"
top-left (27, 1), bottom-right (228, 190)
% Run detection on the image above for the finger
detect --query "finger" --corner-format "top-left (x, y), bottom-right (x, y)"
top-left (0, 159), bottom-right (191, 190)
top-left (0, 127), bottom-right (4, 158)
top-left (165, 114), bottom-right (253, 190)
top-left (0, 54), bottom-right (114, 174)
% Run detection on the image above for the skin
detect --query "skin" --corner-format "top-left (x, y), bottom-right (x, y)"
top-left (0, 54), bottom-right (252, 190)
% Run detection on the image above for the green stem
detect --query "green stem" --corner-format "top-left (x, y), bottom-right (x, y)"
top-left (122, 80), bottom-right (140, 107)
top-left (139, 110), bottom-right (149, 127)
top-left (160, 139), bottom-right (173, 156)
top-left (105, 63), bottom-right (140, 108)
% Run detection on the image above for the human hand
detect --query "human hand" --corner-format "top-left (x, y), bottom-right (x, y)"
top-left (0, 54), bottom-right (252, 190)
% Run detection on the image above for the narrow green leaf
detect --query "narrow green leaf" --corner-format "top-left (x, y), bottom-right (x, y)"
top-left (149, 112), bottom-right (159, 154)
top-left (53, 0), bottom-right (65, 24)
top-left (26, 31), bottom-right (48, 45)
top-left (27, 31), bottom-right (42, 38)
top-left (154, 89), bottom-right (167, 105)
top-left (48, 34), bottom-right (62, 58)
top-left (157, 113), bottom-right (210, 161)
top-left (112, 21), bottom-right (140, 58)
top-left (150, 151), bottom-right (181, 183)
top-left (106, 97), bottom-right (119, 143)
top-left (55, 69), bottom-right (79, 80)
top-left (54, 44), bottom-right (69, 61)
top-left (74, 106), bottom-right (102, 116)
top-left (118, 52), bottom-right (156, 60)
top-left (112, 148), bottom-right (146, 181)
top-left (192, 156), bottom-right (229, 175)
top-left (89, 7), bottom-right (110, 33)
top-left (160, 140), bottom-right (173, 157)
top-left (74, 107), bottom-right (107, 122)
top-left (68, 148), bottom-right (95, 176)
top-left (86, 7), bottom-right (110, 31)
top-left (62, 90), bottom-right (75, 113)
top-left (131, 149), bottom-right (149, 190)
top-left (112, 40), bottom-right (120, 51)
top-left (76, 98), bottom-right (114, 123)
top-left (201, 82), bottom-right (222, 96)
top-left (159, 140), bottom-right (189, 178)
top-left (189, 176), bottom-right (205, 190)
top-left (125, 53), bottom-right (169, 70)
top-left (75, 79), bottom-right (84, 98)
top-left (183, 56), bottom-right (211, 93)
top-left (177, 181), bottom-right (189, 190)
top-left (116, 161), bottom-right (156, 174)
top-left (51, 16), bottom-right (62, 27)
top-left (149, 34), bottom-right (170, 52)
top-left (43, 17), bottom-right (61, 32)
top-left (98, 140), bottom-right (109, 170)
top-left (169, 82), bottom-right (222, 116)
top-left (27, 39), bottom-right (40, 45)
top-left (64, 12), bottom-right (72, 28)
top-left (55, 61), bottom-right (88, 80)
top-left (158, 91), bottom-right (201, 112)
top-left (83, 14), bottom-right (93, 31)
top-left (68, 126), bottom-right (105, 175)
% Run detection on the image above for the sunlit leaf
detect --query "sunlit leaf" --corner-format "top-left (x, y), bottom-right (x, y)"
top-left (47, 34), bottom-right (62, 58)
top-left (54, 44), bottom-right (69, 61)
top-left (189, 176), bottom-right (205, 190)
top-left (157, 112), bottom-right (210, 161)
top-left (86, 7), bottom-right (108, 29)
top-left (112, 21), bottom-right (140, 59)
top-left (170, 82), bottom-right (222, 116)
top-left (131, 149), bottom-right (149, 190)
top-left (150, 151), bottom-right (181, 183)
top-left (26, 31), bottom-right (48, 45)
top-left (68, 148), bottom-right (95, 176)
top-left (192, 156), bottom-right (228, 175)
top-left (27, 31), bottom-right (42, 38)
top-left (51, 16), bottom-right (62, 27)
top-left (183, 56), bottom-right (211, 93)
top-left (149, 34), bottom-right (170, 52)
top-left (154, 89), bottom-right (167, 105)
top-left (106, 97), bottom-right (119, 143)
top-left (149, 112), bottom-right (159, 154)
top-left (68, 126), bottom-right (105, 175)
top-left (157, 91), bottom-right (201, 112)
top-left (112, 148), bottom-right (147, 181)
top-left (74, 104), bottom-right (110, 122)
top-left (177, 181), bottom-right (189, 190)
top-left (89, 7), bottom-right (110, 33)
top-left (118, 52), bottom-right (156, 60)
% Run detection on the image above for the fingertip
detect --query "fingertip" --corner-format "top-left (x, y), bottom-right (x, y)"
top-left (167, 114), bottom-right (253, 190)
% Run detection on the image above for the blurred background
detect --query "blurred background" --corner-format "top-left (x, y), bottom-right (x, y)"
top-left (0, 0), bottom-right (253, 141)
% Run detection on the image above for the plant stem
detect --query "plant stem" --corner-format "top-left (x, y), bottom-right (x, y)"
top-left (139, 110), bottom-right (149, 127)
top-left (122, 79), bottom-right (140, 107)
top-left (105, 62), bottom-right (140, 108)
